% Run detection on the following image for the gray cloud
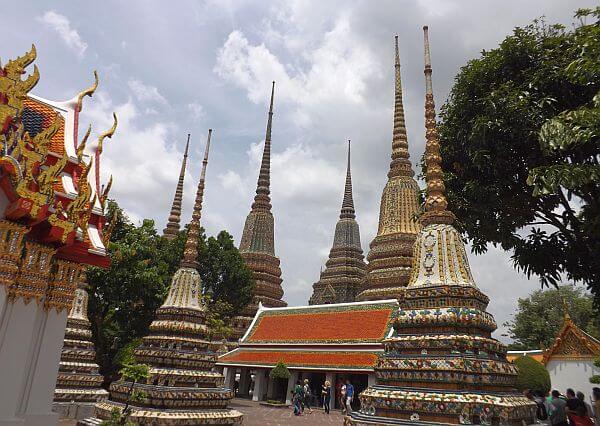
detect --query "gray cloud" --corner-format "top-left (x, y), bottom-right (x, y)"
top-left (4, 0), bottom-right (595, 342)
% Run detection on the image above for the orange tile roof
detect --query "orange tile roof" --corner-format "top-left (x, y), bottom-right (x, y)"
top-left (219, 349), bottom-right (379, 370)
top-left (245, 302), bottom-right (397, 344)
top-left (23, 97), bottom-right (66, 155)
top-left (506, 353), bottom-right (544, 363)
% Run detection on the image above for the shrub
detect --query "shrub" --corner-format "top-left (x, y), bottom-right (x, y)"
top-left (269, 360), bottom-right (291, 380)
top-left (514, 356), bottom-right (551, 393)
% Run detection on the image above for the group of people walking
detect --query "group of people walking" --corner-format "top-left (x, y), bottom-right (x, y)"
top-left (526, 387), bottom-right (600, 425)
top-left (291, 378), bottom-right (355, 416)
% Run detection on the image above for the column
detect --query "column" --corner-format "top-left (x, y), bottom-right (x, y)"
top-left (368, 373), bottom-right (376, 387)
top-left (266, 371), bottom-right (275, 400)
top-left (223, 367), bottom-right (236, 393)
top-left (252, 369), bottom-right (267, 402)
top-left (238, 367), bottom-right (251, 397)
top-left (285, 370), bottom-right (299, 405)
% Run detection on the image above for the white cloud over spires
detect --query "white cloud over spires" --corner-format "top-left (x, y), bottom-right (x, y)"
top-left (38, 11), bottom-right (88, 57)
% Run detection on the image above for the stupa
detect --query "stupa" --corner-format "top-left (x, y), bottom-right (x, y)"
top-left (309, 141), bottom-right (366, 305)
top-left (347, 28), bottom-right (536, 425)
top-left (357, 36), bottom-right (421, 302)
top-left (53, 275), bottom-right (109, 419)
top-left (230, 82), bottom-right (286, 342)
top-left (163, 134), bottom-right (190, 240)
top-left (92, 129), bottom-right (243, 425)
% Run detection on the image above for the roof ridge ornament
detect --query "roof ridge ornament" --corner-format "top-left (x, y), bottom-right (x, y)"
top-left (76, 71), bottom-right (99, 112)
top-left (180, 129), bottom-right (212, 269)
top-left (420, 26), bottom-right (455, 226)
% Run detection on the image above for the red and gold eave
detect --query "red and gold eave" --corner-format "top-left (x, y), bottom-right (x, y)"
top-left (0, 92), bottom-right (110, 268)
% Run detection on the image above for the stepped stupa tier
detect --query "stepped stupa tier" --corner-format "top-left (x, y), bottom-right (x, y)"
top-left (357, 35), bottom-right (421, 302)
top-left (347, 28), bottom-right (536, 426)
top-left (53, 275), bottom-right (108, 418)
top-left (309, 141), bottom-right (366, 305)
top-left (231, 82), bottom-right (286, 342)
top-left (163, 134), bottom-right (190, 240)
top-left (92, 129), bottom-right (243, 425)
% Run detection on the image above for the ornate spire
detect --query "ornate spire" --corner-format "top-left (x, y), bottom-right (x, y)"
top-left (421, 26), bottom-right (455, 226)
top-left (340, 140), bottom-right (355, 219)
top-left (180, 129), bottom-right (212, 269)
top-left (389, 35), bottom-right (414, 178)
top-left (251, 81), bottom-right (275, 213)
top-left (309, 141), bottom-right (366, 305)
top-left (163, 134), bottom-right (190, 240)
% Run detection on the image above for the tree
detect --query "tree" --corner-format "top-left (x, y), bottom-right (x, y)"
top-left (590, 358), bottom-right (600, 384)
top-left (270, 360), bottom-right (291, 380)
top-left (514, 356), bottom-right (551, 394)
top-left (504, 285), bottom-right (600, 349)
top-left (438, 8), bottom-right (600, 303)
top-left (87, 202), bottom-right (173, 383)
top-left (87, 201), bottom-right (254, 383)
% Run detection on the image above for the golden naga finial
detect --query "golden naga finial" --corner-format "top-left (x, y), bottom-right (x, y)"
top-left (76, 71), bottom-right (99, 112)
top-left (561, 296), bottom-right (572, 321)
top-left (96, 112), bottom-right (117, 156)
top-left (100, 175), bottom-right (112, 208)
top-left (102, 208), bottom-right (118, 247)
top-left (77, 124), bottom-right (92, 160)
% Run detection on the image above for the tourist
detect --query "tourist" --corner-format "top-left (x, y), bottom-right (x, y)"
top-left (345, 379), bottom-right (355, 414)
top-left (293, 380), bottom-right (304, 416)
top-left (303, 379), bottom-right (313, 414)
top-left (566, 388), bottom-right (585, 417)
top-left (532, 390), bottom-right (549, 422)
top-left (340, 381), bottom-right (347, 414)
top-left (322, 380), bottom-right (331, 414)
top-left (577, 391), bottom-right (593, 418)
top-left (593, 388), bottom-right (600, 423)
top-left (549, 390), bottom-right (568, 426)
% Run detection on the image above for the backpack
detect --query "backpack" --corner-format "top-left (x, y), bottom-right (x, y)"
top-left (536, 400), bottom-right (548, 421)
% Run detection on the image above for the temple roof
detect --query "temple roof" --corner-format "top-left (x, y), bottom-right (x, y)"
top-left (543, 314), bottom-right (600, 364)
top-left (218, 349), bottom-right (380, 371)
top-left (219, 300), bottom-right (397, 371)
top-left (242, 300), bottom-right (397, 345)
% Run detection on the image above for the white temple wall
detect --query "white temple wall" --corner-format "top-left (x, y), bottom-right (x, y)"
top-left (546, 358), bottom-right (599, 399)
top-left (0, 299), bottom-right (39, 425)
top-left (21, 308), bottom-right (67, 426)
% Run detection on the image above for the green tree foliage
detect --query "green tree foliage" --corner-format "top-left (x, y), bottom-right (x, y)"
top-left (514, 356), bottom-right (551, 394)
top-left (87, 201), bottom-right (254, 382)
top-left (270, 360), bottom-right (291, 380)
top-left (505, 285), bottom-right (600, 349)
top-left (590, 358), bottom-right (600, 384)
top-left (438, 8), bottom-right (600, 302)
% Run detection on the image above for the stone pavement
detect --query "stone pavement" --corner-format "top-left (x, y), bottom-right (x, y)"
top-left (230, 398), bottom-right (344, 425)
top-left (58, 398), bottom-right (345, 425)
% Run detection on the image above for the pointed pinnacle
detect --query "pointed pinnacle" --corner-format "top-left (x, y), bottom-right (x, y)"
top-left (251, 82), bottom-right (275, 212)
top-left (340, 140), bottom-right (355, 219)
top-left (389, 34), bottom-right (413, 178)
top-left (163, 134), bottom-right (191, 240)
top-left (180, 129), bottom-right (212, 268)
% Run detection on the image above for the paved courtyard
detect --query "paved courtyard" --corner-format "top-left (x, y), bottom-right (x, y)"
top-left (59, 398), bottom-right (345, 425)
top-left (230, 398), bottom-right (344, 425)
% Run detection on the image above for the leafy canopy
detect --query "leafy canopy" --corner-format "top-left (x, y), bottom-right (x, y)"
top-left (514, 356), bottom-right (551, 394)
top-left (270, 360), bottom-right (291, 380)
top-left (504, 285), bottom-right (600, 349)
top-left (438, 8), bottom-right (600, 303)
top-left (87, 200), bottom-right (254, 382)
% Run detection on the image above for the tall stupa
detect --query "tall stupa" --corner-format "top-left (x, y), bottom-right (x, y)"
top-left (230, 82), bottom-right (286, 342)
top-left (163, 134), bottom-right (190, 240)
top-left (357, 35), bottom-right (421, 302)
top-left (309, 141), bottom-right (366, 305)
top-left (346, 28), bottom-right (536, 426)
top-left (53, 274), bottom-right (108, 419)
top-left (92, 129), bottom-right (243, 425)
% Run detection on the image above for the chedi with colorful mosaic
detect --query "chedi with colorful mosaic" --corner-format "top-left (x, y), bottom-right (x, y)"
top-left (347, 27), bottom-right (536, 426)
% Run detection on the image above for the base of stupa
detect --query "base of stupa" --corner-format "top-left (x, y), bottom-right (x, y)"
top-left (89, 401), bottom-right (243, 425)
top-left (347, 386), bottom-right (536, 426)
top-left (53, 401), bottom-right (99, 420)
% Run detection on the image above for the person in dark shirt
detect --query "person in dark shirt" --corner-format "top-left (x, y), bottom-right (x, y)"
top-left (566, 388), bottom-right (585, 413)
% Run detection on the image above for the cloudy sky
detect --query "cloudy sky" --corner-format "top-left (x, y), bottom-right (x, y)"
top-left (3, 0), bottom-right (594, 341)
